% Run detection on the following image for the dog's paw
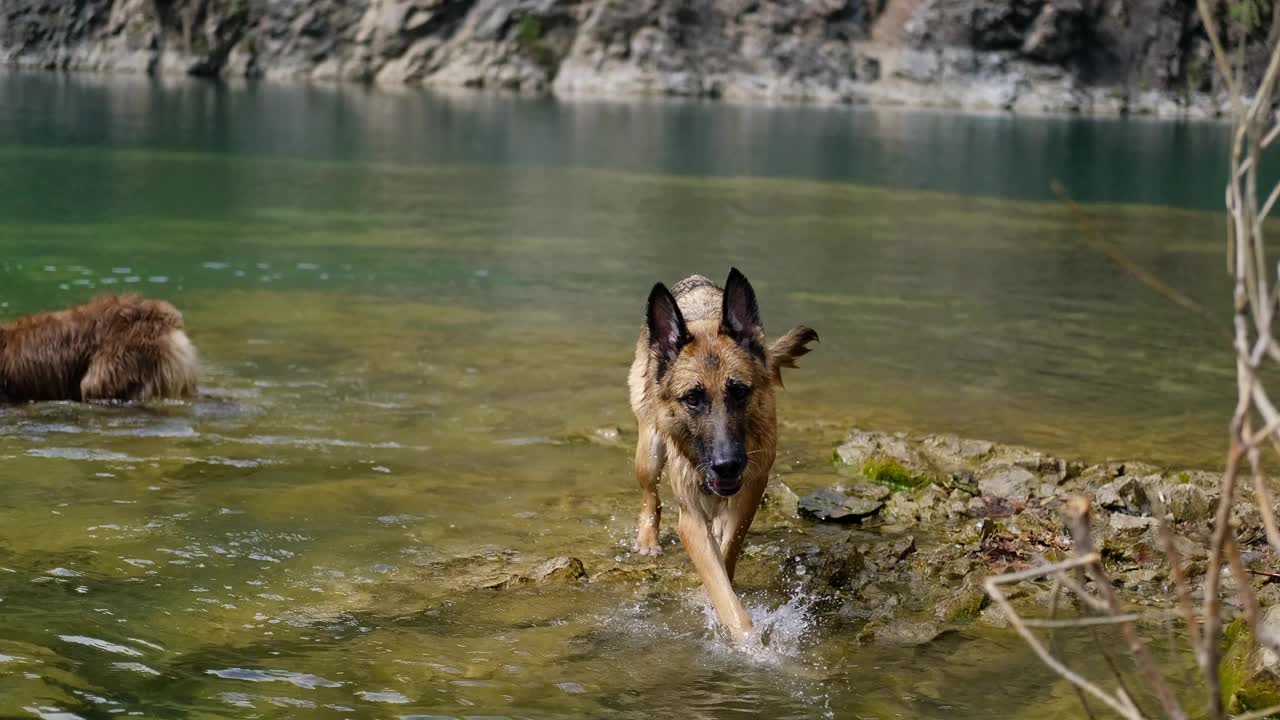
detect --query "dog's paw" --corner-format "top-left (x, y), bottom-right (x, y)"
top-left (635, 529), bottom-right (663, 556)
top-left (635, 543), bottom-right (663, 557)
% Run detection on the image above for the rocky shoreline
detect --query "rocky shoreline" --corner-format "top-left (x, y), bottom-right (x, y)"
top-left (446, 426), bottom-right (1279, 711)
top-left (3, 0), bottom-right (1275, 118)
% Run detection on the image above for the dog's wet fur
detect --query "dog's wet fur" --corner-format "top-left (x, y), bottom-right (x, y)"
top-left (0, 294), bottom-right (199, 404)
top-left (628, 268), bottom-right (817, 640)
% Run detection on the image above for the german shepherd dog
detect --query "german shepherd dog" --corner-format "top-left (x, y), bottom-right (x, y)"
top-left (0, 294), bottom-right (199, 403)
top-left (629, 268), bottom-right (817, 640)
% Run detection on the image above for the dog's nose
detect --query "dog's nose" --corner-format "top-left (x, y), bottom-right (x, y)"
top-left (711, 457), bottom-right (746, 480)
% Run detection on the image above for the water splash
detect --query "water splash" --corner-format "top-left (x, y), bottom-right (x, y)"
top-left (690, 585), bottom-right (817, 663)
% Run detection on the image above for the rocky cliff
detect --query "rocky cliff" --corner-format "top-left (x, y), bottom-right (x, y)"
top-left (2, 0), bottom-right (1276, 116)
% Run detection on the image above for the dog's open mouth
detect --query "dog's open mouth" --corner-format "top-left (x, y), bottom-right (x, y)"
top-left (701, 476), bottom-right (743, 497)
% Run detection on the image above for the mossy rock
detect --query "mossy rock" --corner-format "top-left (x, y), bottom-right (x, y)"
top-left (862, 459), bottom-right (927, 490)
top-left (834, 429), bottom-right (942, 487)
top-left (1222, 615), bottom-right (1280, 714)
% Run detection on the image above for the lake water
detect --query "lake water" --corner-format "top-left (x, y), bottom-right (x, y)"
top-left (0, 71), bottom-right (1251, 718)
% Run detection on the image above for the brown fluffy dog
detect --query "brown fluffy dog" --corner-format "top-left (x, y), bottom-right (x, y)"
top-left (628, 268), bottom-right (817, 640)
top-left (0, 294), bottom-right (199, 403)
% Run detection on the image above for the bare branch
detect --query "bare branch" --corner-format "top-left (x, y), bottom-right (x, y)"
top-left (1159, 519), bottom-right (1202, 651)
top-left (1264, 118), bottom-right (1279, 149)
top-left (1260, 181), bottom-right (1280, 227)
top-left (1197, 0), bottom-right (1240, 101)
top-left (1202, 444), bottom-right (1246, 720)
top-left (1064, 497), bottom-right (1188, 720)
top-left (1226, 532), bottom-right (1280, 657)
top-left (1049, 577), bottom-right (1100, 720)
top-left (1246, 441), bottom-right (1280, 557)
top-left (984, 567), bottom-right (1147, 720)
top-left (1052, 570), bottom-right (1119, 615)
top-left (997, 12), bottom-right (1280, 719)
top-left (1022, 615), bottom-right (1142, 628)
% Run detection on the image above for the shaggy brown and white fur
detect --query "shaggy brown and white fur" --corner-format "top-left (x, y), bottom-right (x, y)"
top-left (0, 294), bottom-right (199, 403)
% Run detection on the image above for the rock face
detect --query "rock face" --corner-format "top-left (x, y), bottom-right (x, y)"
top-left (2, 0), bottom-right (1275, 116)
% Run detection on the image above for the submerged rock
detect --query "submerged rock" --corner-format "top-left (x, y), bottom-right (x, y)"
top-left (798, 486), bottom-right (885, 523)
top-left (477, 556), bottom-right (586, 590)
top-left (858, 617), bottom-right (947, 646)
top-left (531, 556), bottom-right (586, 583)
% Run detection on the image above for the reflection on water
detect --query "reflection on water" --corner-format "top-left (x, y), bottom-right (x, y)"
top-left (1, 71), bottom-right (1271, 210)
top-left (0, 72), bottom-right (1249, 718)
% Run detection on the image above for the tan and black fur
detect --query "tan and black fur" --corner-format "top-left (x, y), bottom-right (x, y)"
top-left (628, 268), bottom-right (817, 640)
top-left (0, 294), bottom-right (199, 404)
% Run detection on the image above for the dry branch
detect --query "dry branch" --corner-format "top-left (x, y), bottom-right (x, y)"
top-left (984, 5), bottom-right (1280, 718)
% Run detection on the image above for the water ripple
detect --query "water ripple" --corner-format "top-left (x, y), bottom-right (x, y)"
top-left (357, 690), bottom-right (412, 704)
top-left (59, 635), bottom-right (143, 657)
top-left (206, 668), bottom-right (343, 689)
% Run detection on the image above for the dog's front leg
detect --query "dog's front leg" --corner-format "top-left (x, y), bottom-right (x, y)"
top-left (634, 424), bottom-right (665, 555)
top-left (678, 510), bottom-right (753, 640)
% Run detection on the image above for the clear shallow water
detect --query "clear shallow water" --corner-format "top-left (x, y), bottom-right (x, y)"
top-left (0, 71), bottom-right (1249, 718)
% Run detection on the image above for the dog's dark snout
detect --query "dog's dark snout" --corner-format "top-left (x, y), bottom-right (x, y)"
top-left (711, 456), bottom-right (746, 480)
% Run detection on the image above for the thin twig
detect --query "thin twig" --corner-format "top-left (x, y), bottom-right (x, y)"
top-left (985, 566), bottom-right (1146, 720)
top-left (1159, 519), bottom-right (1202, 651)
top-left (1048, 577), bottom-right (1099, 720)
top-left (988, 553), bottom-right (1101, 585)
top-left (1261, 181), bottom-right (1280, 225)
top-left (1197, 0), bottom-right (1240, 101)
top-left (1022, 615), bottom-right (1143, 628)
top-left (1203, 443), bottom-right (1246, 720)
top-left (999, 10), bottom-right (1280, 716)
top-left (1226, 532), bottom-right (1280, 657)
top-left (1264, 119), bottom-right (1279, 149)
top-left (1053, 570), bottom-right (1118, 615)
top-left (1246, 437), bottom-right (1280, 556)
top-left (1064, 496), bottom-right (1187, 720)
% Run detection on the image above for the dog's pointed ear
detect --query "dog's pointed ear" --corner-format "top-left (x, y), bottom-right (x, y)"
top-left (720, 267), bottom-right (764, 356)
top-left (647, 282), bottom-right (689, 375)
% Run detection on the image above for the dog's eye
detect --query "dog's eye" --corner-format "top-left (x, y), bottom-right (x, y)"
top-left (681, 387), bottom-right (707, 410)
top-left (727, 381), bottom-right (752, 401)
